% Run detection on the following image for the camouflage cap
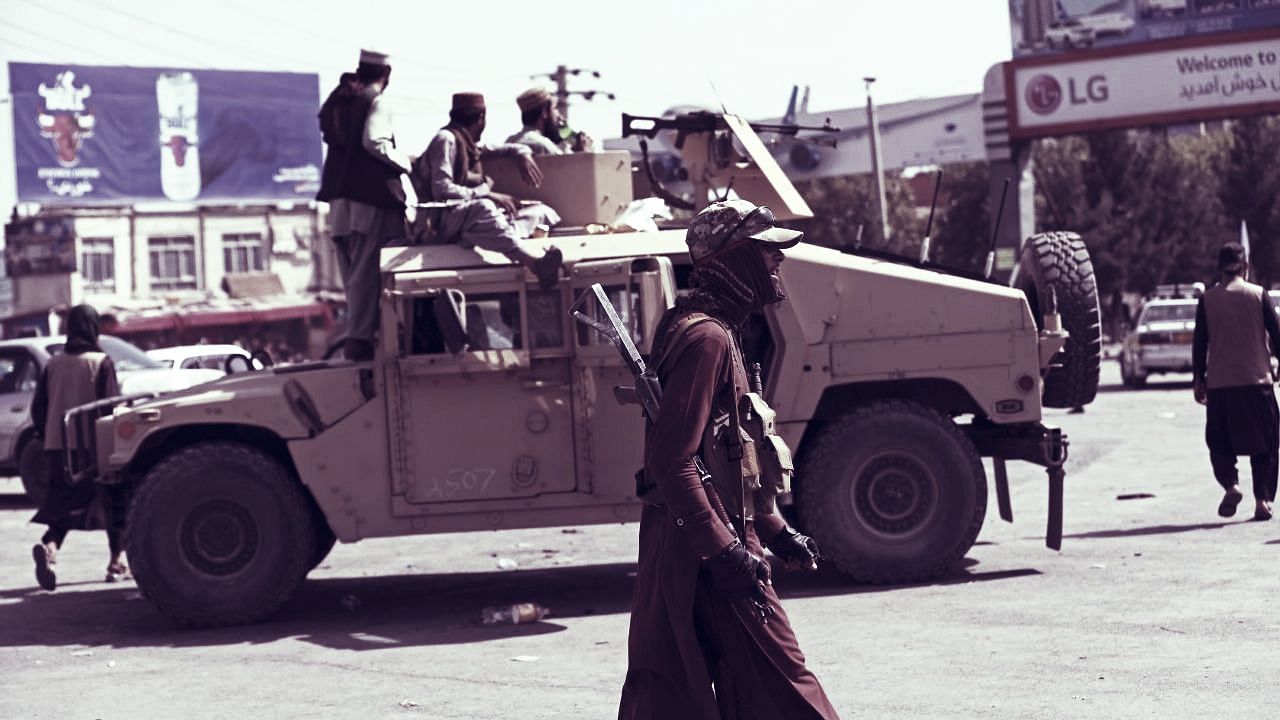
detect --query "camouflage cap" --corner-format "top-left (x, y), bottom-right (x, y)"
top-left (685, 199), bottom-right (803, 264)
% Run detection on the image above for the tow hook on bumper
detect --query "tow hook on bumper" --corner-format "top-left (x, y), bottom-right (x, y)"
top-left (969, 421), bottom-right (1070, 551)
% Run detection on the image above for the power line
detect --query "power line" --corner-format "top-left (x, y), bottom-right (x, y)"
top-left (60, 0), bottom-right (302, 69)
top-left (0, 19), bottom-right (117, 63)
top-left (14, 0), bottom-right (209, 68)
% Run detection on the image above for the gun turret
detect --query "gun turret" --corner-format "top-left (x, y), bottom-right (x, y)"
top-left (622, 111), bottom-right (838, 150)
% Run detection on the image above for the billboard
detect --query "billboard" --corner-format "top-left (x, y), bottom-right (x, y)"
top-left (4, 216), bottom-right (76, 277)
top-left (9, 62), bottom-right (322, 205)
top-left (1011, 0), bottom-right (1280, 59)
top-left (1007, 27), bottom-right (1280, 137)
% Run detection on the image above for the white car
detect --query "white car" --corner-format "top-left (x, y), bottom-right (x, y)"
top-left (1045, 18), bottom-right (1096, 49)
top-left (148, 343), bottom-right (252, 372)
top-left (1077, 12), bottom-right (1137, 37)
top-left (1120, 295), bottom-right (1199, 387)
top-left (0, 334), bottom-right (222, 501)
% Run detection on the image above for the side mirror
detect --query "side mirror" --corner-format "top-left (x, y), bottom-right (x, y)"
top-left (433, 288), bottom-right (469, 354)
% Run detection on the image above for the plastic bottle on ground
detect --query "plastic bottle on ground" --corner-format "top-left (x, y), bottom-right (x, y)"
top-left (481, 603), bottom-right (549, 625)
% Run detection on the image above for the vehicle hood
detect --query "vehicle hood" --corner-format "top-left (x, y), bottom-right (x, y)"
top-left (119, 367), bottom-right (223, 395)
top-left (119, 362), bottom-right (372, 437)
top-left (779, 243), bottom-right (1036, 346)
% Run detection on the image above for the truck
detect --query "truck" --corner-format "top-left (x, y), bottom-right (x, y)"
top-left (73, 111), bottom-right (1101, 626)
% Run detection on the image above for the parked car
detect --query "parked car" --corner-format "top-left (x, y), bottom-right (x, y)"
top-left (147, 343), bottom-right (253, 372)
top-left (1045, 18), bottom-right (1096, 49)
top-left (0, 334), bottom-right (222, 501)
top-left (1120, 284), bottom-right (1203, 387)
top-left (1076, 12), bottom-right (1137, 37)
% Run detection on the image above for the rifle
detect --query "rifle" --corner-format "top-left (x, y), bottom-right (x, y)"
top-left (622, 111), bottom-right (839, 150)
top-left (570, 283), bottom-right (771, 620)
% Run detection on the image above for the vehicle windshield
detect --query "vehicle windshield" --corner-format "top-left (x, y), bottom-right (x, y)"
top-left (1140, 304), bottom-right (1197, 323)
top-left (44, 335), bottom-right (167, 371)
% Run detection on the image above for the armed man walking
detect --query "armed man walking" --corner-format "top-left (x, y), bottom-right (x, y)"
top-left (1192, 242), bottom-right (1280, 521)
top-left (618, 200), bottom-right (840, 719)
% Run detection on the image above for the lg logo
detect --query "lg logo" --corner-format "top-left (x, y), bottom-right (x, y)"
top-left (1025, 73), bottom-right (1109, 116)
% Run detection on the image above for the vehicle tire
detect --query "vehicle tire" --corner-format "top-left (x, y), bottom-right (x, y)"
top-left (795, 400), bottom-right (987, 584)
top-left (127, 441), bottom-right (317, 626)
top-left (17, 439), bottom-right (49, 505)
top-left (1119, 354), bottom-right (1146, 389)
top-left (1015, 231), bottom-right (1102, 408)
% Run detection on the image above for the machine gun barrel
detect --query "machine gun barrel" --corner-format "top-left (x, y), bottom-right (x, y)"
top-left (569, 283), bottom-right (663, 422)
top-left (622, 111), bottom-right (839, 148)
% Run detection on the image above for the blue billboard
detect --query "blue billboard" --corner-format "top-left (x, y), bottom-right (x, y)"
top-left (9, 62), bottom-right (322, 205)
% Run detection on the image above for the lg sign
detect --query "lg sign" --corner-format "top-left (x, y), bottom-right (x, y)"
top-left (1025, 73), bottom-right (1109, 116)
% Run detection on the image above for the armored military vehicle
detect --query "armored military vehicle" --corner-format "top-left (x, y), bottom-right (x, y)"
top-left (75, 112), bottom-right (1099, 625)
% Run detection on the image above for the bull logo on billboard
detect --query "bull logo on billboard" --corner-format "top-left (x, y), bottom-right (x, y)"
top-left (35, 70), bottom-right (95, 167)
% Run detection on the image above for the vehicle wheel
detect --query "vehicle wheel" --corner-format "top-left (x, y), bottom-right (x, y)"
top-left (1015, 231), bottom-right (1102, 408)
top-left (1119, 354), bottom-right (1146, 389)
top-left (127, 441), bottom-right (316, 626)
top-left (18, 439), bottom-right (49, 505)
top-left (795, 400), bottom-right (987, 584)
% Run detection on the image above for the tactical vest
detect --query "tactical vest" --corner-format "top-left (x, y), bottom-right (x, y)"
top-left (647, 312), bottom-right (794, 525)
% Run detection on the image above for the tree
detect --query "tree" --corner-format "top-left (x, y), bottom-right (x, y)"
top-left (1218, 115), bottom-right (1280, 288)
top-left (793, 172), bottom-right (923, 254)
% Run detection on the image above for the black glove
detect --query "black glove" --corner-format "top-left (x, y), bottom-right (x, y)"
top-left (705, 539), bottom-right (771, 603)
top-left (766, 528), bottom-right (821, 570)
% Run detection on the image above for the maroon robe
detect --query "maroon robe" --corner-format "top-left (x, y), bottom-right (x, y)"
top-left (618, 315), bottom-right (840, 720)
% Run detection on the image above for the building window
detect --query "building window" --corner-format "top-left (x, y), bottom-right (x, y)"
top-left (80, 237), bottom-right (115, 291)
top-left (223, 232), bottom-right (266, 274)
top-left (148, 235), bottom-right (198, 291)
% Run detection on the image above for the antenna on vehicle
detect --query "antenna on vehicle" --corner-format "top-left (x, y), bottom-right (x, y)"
top-left (708, 80), bottom-right (730, 114)
top-left (917, 168), bottom-right (943, 266)
top-left (984, 177), bottom-right (1011, 280)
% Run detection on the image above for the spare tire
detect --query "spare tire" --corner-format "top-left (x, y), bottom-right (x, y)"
top-left (1014, 231), bottom-right (1102, 408)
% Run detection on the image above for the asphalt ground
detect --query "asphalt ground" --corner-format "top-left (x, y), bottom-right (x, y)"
top-left (0, 360), bottom-right (1276, 719)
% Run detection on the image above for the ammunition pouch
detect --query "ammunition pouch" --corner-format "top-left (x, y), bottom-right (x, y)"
top-left (739, 392), bottom-right (793, 494)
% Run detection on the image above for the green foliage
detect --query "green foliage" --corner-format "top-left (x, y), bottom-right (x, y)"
top-left (1218, 116), bottom-right (1280, 288)
top-left (792, 172), bottom-right (924, 254)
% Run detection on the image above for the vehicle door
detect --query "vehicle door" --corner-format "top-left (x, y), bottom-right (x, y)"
top-left (0, 348), bottom-right (40, 460)
top-left (568, 257), bottom-right (675, 499)
top-left (384, 266), bottom-right (578, 513)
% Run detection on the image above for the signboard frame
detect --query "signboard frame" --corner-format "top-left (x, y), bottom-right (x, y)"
top-left (1004, 26), bottom-right (1280, 138)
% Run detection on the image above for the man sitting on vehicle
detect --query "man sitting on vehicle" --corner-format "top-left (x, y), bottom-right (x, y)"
top-left (412, 92), bottom-right (563, 289)
top-left (505, 86), bottom-right (593, 155)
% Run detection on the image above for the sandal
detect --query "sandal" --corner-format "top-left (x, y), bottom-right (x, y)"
top-left (1218, 488), bottom-right (1244, 518)
top-left (105, 562), bottom-right (132, 583)
top-left (32, 543), bottom-right (57, 591)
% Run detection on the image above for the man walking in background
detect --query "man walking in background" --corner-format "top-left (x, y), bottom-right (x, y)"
top-left (316, 49), bottom-right (411, 361)
top-left (1193, 242), bottom-right (1280, 521)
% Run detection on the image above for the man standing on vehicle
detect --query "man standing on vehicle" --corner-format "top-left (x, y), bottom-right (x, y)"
top-left (506, 86), bottom-right (593, 155)
top-left (1193, 242), bottom-right (1280, 521)
top-left (618, 200), bottom-right (840, 719)
top-left (315, 49), bottom-right (411, 361)
top-left (411, 92), bottom-right (563, 289)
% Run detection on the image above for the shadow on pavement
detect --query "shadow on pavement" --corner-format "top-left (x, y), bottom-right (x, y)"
top-left (0, 557), bottom-right (1042, 651)
top-left (0, 493), bottom-right (36, 510)
top-left (1063, 520), bottom-right (1232, 540)
top-left (1096, 380), bottom-right (1193, 394)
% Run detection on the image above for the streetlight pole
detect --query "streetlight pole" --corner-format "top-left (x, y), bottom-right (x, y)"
top-left (864, 77), bottom-right (890, 243)
top-left (532, 65), bottom-right (616, 127)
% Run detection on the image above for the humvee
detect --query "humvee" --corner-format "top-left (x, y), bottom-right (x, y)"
top-left (76, 112), bottom-right (1100, 626)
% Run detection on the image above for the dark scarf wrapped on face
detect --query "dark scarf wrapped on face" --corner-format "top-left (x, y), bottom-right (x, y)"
top-left (679, 241), bottom-right (786, 329)
top-left (64, 304), bottom-right (103, 355)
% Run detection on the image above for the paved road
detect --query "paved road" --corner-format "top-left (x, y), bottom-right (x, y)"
top-left (1, 361), bottom-right (1276, 719)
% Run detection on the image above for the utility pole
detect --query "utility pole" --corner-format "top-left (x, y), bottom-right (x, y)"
top-left (864, 77), bottom-right (890, 243)
top-left (532, 65), bottom-right (616, 126)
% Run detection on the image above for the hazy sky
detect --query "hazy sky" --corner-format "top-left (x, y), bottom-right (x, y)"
top-left (0, 0), bottom-right (1015, 209)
